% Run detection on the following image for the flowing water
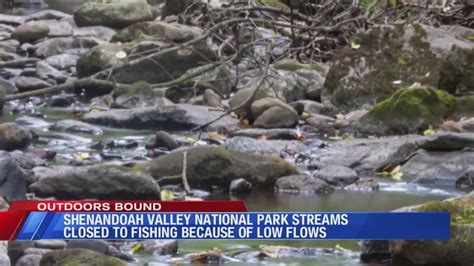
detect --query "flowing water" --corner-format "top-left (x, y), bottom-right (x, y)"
top-left (0, 1), bottom-right (467, 265)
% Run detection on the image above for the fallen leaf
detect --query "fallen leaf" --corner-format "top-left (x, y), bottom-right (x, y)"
top-left (207, 132), bottom-right (226, 140)
top-left (423, 125), bottom-right (436, 136)
top-left (115, 51), bottom-right (127, 59)
top-left (160, 190), bottom-right (174, 201)
top-left (391, 171), bottom-right (403, 181)
top-left (392, 80), bottom-right (402, 85)
top-left (130, 243), bottom-right (143, 254)
top-left (351, 40), bottom-right (361, 49)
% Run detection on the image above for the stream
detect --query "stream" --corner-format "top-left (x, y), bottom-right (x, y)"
top-left (0, 1), bottom-right (466, 265)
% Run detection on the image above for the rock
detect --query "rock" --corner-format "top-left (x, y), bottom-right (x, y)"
top-left (454, 96), bottom-right (474, 118)
top-left (140, 240), bottom-right (178, 255)
top-left (309, 135), bottom-right (418, 176)
top-left (275, 175), bottom-right (334, 194)
top-left (251, 97), bottom-right (297, 120)
top-left (203, 89), bottom-right (223, 108)
top-left (11, 21), bottom-right (49, 43)
top-left (0, 123), bottom-right (32, 151)
top-left (40, 249), bottom-right (126, 266)
top-left (141, 146), bottom-right (298, 189)
top-left (73, 2), bottom-right (154, 28)
top-left (344, 178), bottom-right (379, 191)
top-left (254, 106), bottom-right (298, 129)
top-left (456, 170), bottom-right (474, 191)
top-left (360, 240), bottom-right (391, 263)
top-left (66, 240), bottom-right (110, 255)
top-left (43, 20), bottom-right (73, 37)
top-left (0, 155), bottom-right (27, 200)
top-left (356, 87), bottom-right (455, 135)
top-left (14, 76), bottom-right (50, 92)
top-left (76, 43), bottom-right (124, 78)
top-left (305, 114), bottom-right (336, 132)
top-left (416, 132), bottom-right (474, 151)
top-left (73, 26), bottom-right (116, 42)
top-left (390, 194), bottom-right (474, 265)
top-left (401, 149), bottom-right (474, 188)
top-left (228, 87), bottom-right (270, 117)
top-left (50, 120), bottom-right (103, 135)
top-left (230, 128), bottom-right (299, 140)
top-left (314, 164), bottom-right (359, 187)
top-left (24, 248), bottom-right (51, 256)
top-left (439, 46), bottom-right (474, 96)
top-left (25, 10), bottom-right (71, 22)
top-left (34, 240), bottom-right (66, 250)
top-left (111, 21), bottom-right (203, 43)
top-left (8, 242), bottom-right (34, 266)
top-left (0, 39), bottom-right (20, 53)
top-left (0, 14), bottom-right (25, 26)
top-left (45, 54), bottom-right (78, 70)
top-left (0, 87), bottom-right (5, 116)
top-left (0, 242), bottom-right (9, 266)
top-left (49, 94), bottom-right (74, 107)
top-left (229, 178), bottom-right (252, 194)
top-left (224, 136), bottom-right (307, 156)
top-left (147, 131), bottom-right (179, 150)
top-left (290, 100), bottom-right (338, 117)
top-left (112, 81), bottom-right (167, 109)
top-left (35, 61), bottom-right (68, 83)
top-left (15, 116), bottom-right (49, 128)
top-left (15, 254), bottom-right (42, 266)
top-left (33, 37), bottom-right (101, 58)
top-left (161, 0), bottom-right (193, 18)
top-left (324, 24), bottom-right (474, 111)
top-left (81, 104), bottom-right (239, 132)
top-left (30, 165), bottom-right (161, 200)
top-left (0, 76), bottom-right (20, 94)
top-left (198, 65), bottom-right (232, 97)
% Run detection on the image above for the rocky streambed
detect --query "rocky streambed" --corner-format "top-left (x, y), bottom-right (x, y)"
top-left (0, 0), bottom-right (474, 265)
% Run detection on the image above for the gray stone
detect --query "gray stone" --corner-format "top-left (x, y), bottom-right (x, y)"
top-left (0, 155), bottom-right (27, 200)
top-left (33, 37), bottom-right (102, 58)
top-left (45, 54), bottom-right (78, 70)
top-left (14, 76), bottom-right (50, 92)
top-left (224, 136), bottom-right (307, 156)
top-left (203, 89), bottom-right (223, 108)
top-left (25, 10), bottom-right (71, 22)
top-left (15, 116), bottom-right (50, 128)
top-left (43, 20), bottom-right (73, 37)
top-left (416, 132), bottom-right (474, 151)
top-left (456, 170), bottom-right (474, 191)
top-left (253, 106), bottom-right (298, 129)
top-left (111, 21), bottom-right (203, 43)
top-left (35, 61), bottom-right (68, 83)
top-left (275, 175), bottom-right (334, 194)
top-left (0, 242), bottom-right (10, 266)
top-left (0, 14), bottom-right (25, 26)
top-left (140, 240), bottom-right (178, 255)
top-left (0, 123), bottom-right (32, 151)
top-left (73, 26), bottom-right (116, 42)
top-left (229, 178), bottom-right (252, 194)
top-left (66, 240), bottom-right (109, 255)
top-left (34, 240), bottom-right (66, 250)
top-left (15, 254), bottom-right (42, 266)
top-left (39, 249), bottom-right (126, 266)
top-left (147, 131), bottom-right (179, 150)
top-left (314, 164), bottom-right (359, 187)
top-left (50, 120), bottom-right (102, 135)
top-left (11, 21), bottom-right (49, 43)
top-left (230, 128), bottom-right (299, 140)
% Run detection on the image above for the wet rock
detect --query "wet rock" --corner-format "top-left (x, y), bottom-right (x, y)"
top-left (456, 170), bottom-right (474, 191)
top-left (314, 165), bottom-right (359, 187)
top-left (43, 20), bottom-right (73, 37)
top-left (0, 14), bottom-right (25, 26)
top-left (30, 165), bottom-right (161, 200)
top-left (230, 128), bottom-right (299, 140)
top-left (390, 194), bottom-right (474, 265)
top-left (81, 104), bottom-right (239, 132)
top-left (49, 94), bottom-right (74, 107)
top-left (40, 249), bottom-right (126, 266)
top-left (141, 146), bottom-right (298, 189)
top-left (147, 131), bottom-right (179, 150)
top-left (11, 21), bottom-right (49, 43)
top-left (51, 120), bottom-right (103, 135)
top-left (3, 150), bottom-right (47, 170)
top-left (344, 178), bottom-right (379, 192)
top-left (275, 175), bottom-right (334, 194)
top-left (229, 178), bottom-right (252, 194)
top-left (15, 116), bottom-right (50, 128)
top-left (73, 2), bottom-right (154, 28)
top-left (45, 54), bottom-right (78, 70)
top-left (140, 240), bottom-right (178, 255)
top-left (15, 254), bottom-right (42, 266)
top-left (254, 106), bottom-right (298, 129)
top-left (112, 81), bottom-right (168, 109)
top-left (360, 240), bottom-right (391, 263)
top-left (25, 10), bottom-right (71, 22)
top-left (416, 132), bottom-right (474, 151)
top-left (224, 136), bottom-right (307, 156)
top-left (203, 89), bottom-right (223, 108)
top-left (356, 87), bottom-right (455, 135)
top-left (439, 46), bottom-right (474, 96)
top-left (324, 24), bottom-right (474, 112)
top-left (76, 43), bottom-right (124, 78)
top-left (14, 76), bottom-right (50, 92)
top-left (309, 135), bottom-right (418, 177)
top-left (33, 37), bottom-right (101, 58)
top-left (111, 21), bottom-right (202, 43)
top-left (34, 240), bottom-right (66, 250)
top-left (73, 26), bottom-right (116, 42)
top-left (401, 149), bottom-right (474, 188)
top-left (0, 123), bottom-right (32, 151)
top-left (0, 155), bottom-right (27, 200)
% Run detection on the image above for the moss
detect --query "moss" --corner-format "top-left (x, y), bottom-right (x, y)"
top-left (412, 23), bottom-right (428, 39)
top-left (255, 0), bottom-right (289, 9)
top-left (363, 86), bottom-right (455, 132)
top-left (41, 249), bottom-right (126, 266)
top-left (418, 199), bottom-right (474, 224)
top-left (273, 59), bottom-right (326, 72)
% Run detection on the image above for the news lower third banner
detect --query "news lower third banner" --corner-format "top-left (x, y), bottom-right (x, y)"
top-left (0, 201), bottom-right (450, 241)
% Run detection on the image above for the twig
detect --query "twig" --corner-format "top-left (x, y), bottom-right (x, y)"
top-left (182, 151), bottom-right (191, 194)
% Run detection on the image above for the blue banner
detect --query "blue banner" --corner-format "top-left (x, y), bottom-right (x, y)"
top-left (16, 212), bottom-right (450, 240)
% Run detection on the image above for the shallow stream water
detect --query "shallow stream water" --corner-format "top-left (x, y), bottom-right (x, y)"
top-left (0, 1), bottom-right (467, 265)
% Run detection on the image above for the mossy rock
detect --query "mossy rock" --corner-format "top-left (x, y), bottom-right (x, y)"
top-left (357, 87), bottom-right (455, 135)
top-left (141, 146), bottom-right (298, 189)
top-left (76, 43), bottom-right (125, 78)
top-left (453, 95), bottom-right (474, 119)
top-left (438, 47), bottom-right (474, 96)
top-left (390, 194), bottom-right (474, 265)
top-left (323, 24), bottom-right (474, 112)
top-left (74, 2), bottom-right (154, 28)
top-left (40, 249), bottom-right (126, 266)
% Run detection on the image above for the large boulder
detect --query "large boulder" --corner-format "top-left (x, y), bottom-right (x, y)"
top-left (254, 106), bottom-right (299, 129)
top-left (323, 24), bottom-right (474, 111)
top-left (0, 155), bottom-right (27, 200)
top-left (140, 146), bottom-right (298, 189)
top-left (40, 249), bottom-right (126, 266)
top-left (356, 87), bottom-right (455, 135)
top-left (314, 164), bottom-right (359, 187)
top-left (439, 47), bottom-right (474, 96)
top-left (76, 43), bottom-right (125, 78)
top-left (0, 123), bottom-right (32, 151)
top-left (73, 2), bottom-right (154, 29)
top-left (30, 165), bottom-right (161, 200)
top-left (11, 21), bottom-right (49, 43)
top-left (390, 194), bottom-right (474, 265)
top-left (111, 21), bottom-right (203, 43)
